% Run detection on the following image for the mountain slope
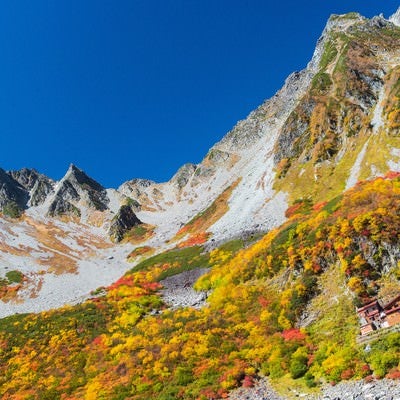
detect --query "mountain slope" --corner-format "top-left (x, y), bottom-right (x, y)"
top-left (0, 9), bottom-right (400, 319)
top-left (1, 7), bottom-right (400, 400)
top-left (1, 169), bottom-right (400, 399)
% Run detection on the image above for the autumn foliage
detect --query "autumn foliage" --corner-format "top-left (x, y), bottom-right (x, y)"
top-left (1, 174), bottom-right (400, 398)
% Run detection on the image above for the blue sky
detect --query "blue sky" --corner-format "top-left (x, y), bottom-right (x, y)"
top-left (0, 1), bottom-right (398, 187)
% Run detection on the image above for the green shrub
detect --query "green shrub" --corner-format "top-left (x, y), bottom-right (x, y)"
top-left (319, 41), bottom-right (338, 71)
top-left (290, 357), bottom-right (308, 379)
top-left (311, 72), bottom-right (333, 94)
top-left (5, 270), bottom-right (23, 284)
top-left (304, 372), bottom-right (317, 387)
top-left (2, 201), bottom-right (22, 218)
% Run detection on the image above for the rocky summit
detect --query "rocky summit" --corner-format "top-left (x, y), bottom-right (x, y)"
top-left (1, 8), bottom-right (400, 400)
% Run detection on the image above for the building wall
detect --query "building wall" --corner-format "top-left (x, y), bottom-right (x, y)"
top-left (386, 312), bottom-right (400, 327)
top-left (360, 324), bottom-right (375, 336)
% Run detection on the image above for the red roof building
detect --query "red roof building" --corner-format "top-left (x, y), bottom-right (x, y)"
top-left (357, 294), bottom-right (400, 336)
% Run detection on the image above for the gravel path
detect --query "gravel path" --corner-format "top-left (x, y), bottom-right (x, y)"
top-left (316, 379), bottom-right (400, 400)
top-left (159, 268), bottom-right (210, 309)
top-left (226, 377), bottom-right (400, 400)
top-left (228, 377), bottom-right (284, 400)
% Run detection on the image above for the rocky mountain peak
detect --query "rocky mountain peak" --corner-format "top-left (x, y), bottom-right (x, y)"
top-left (170, 163), bottom-right (197, 190)
top-left (9, 168), bottom-right (40, 190)
top-left (0, 168), bottom-right (28, 212)
top-left (47, 164), bottom-right (109, 218)
top-left (389, 7), bottom-right (400, 26)
top-left (63, 164), bottom-right (106, 194)
top-left (9, 168), bottom-right (55, 207)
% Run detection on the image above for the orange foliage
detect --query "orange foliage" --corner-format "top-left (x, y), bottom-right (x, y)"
top-left (177, 232), bottom-right (210, 248)
top-left (282, 328), bottom-right (306, 342)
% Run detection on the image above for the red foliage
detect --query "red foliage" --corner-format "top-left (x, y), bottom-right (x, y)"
top-left (385, 171), bottom-right (400, 179)
top-left (177, 232), bottom-right (210, 248)
top-left (242, 375), bottom-right (255, 388)
top-left (360, 364), bottom-right (371, 376)
top-left (340, 368), bottom-right (354, 380)
top-left (217, 389), bottom-right (229, 398)
top-left (140, 281), bottom-right (163, 292)
top-left (200, 388), bottom-right (219, 399)
top-left (386, 368), bottom-right (400, 380)
top-left (307, 354), bottom-right (315, 367)
top-left (364, 375), bottom-right (374, 383)
top-left (281, 328), bottom-right (305, 341)
top-left (107, 276), bottom-right (134, 290)
top-left (360, 229), bottom-right (370, 237)
top-left (92, 336), bottom-right (104, 347)
top-left (285, 203), bottom-right (303, 218)
top-left (313, 201), bottom-right (328, 211)
top-left (258, 296), bottom-right (270, 308)
top-left (312, 264), bottom-right (322, 273)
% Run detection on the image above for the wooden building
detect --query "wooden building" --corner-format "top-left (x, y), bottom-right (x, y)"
top-left (381, 294), bottom-right (400, 328)
top-left (357, 294), bottom-right (400, 335)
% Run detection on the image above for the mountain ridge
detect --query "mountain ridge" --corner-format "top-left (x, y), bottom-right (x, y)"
top-left (0, 8), bottom-right (400, 316)
top-left (1, 8), bottom-right (400, 400)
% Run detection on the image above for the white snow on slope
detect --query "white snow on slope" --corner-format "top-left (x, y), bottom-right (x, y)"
top-left (345, 84), bottom-right (388, 190)
top-left (0, 245), bottom-right (133, 318)
top-left (387, 147), bottom-right (400, 172)
top-left (389, 7), bottom-right (400, 27)
top-left (371, 85), bottom-right (386, 134)
top-left (209, 128), bottom-right (287, 238)
top-left (345, 139), bottom-right (370, 190)
top-left (0, 216), bottom-right (134, 318)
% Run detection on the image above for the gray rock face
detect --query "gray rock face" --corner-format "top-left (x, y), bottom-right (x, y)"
top-left (273, 13), bottom-right (394, 167)
top-left (108, 204), bottom-right (142, 242)
top-left (170, 163), bottom-right (197, 190)
top-left (159, 268), bottom-right (210, 309)
top-left (47, 197), bottom-right (81, 218)
top-left (118, 178), bottom-right (156, 199)
top-left (9, 168), bottom-right (55, 206)
top-left (47, 164), bottom-right (109, 217)
top-left (0, 169), bottom-right (29, 211)
top-left (389, 7), bottom-right (400, 27)
top-left (218, 69), bottom-right (313, 152)
top-left (274, 99), bottom-right (314, 164)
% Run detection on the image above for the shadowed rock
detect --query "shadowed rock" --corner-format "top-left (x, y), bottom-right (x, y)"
top-left (47, 164), bottom-right (109, 217)
top-left (108, 204), bottom-right (142, 242)
top-left (10, 168), bottom-right (55, 206)
top-left (0, 169), bottom-right (29, 213)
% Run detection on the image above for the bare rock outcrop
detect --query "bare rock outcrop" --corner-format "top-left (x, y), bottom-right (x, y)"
top-left (108, 204), bottom-right (142, 242)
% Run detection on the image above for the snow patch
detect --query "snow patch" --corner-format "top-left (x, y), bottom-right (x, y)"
top-left (106, 188), bottom-right (123, 214)
top-left (345, 139), bottom-right (370, 190)
top-left (389, 7), bottom-right (400, 27)
top-left (371, 85), bottom-right (386, 134)
top-left (0, 243), bottom-right (134, 319)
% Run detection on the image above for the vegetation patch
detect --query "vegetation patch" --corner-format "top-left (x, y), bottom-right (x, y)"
top-left (122, 223), bottom-right (155, 244)
top-left (2, 201), bottom-right (23, 219)
top-left (5, 270), bottom-right (24, 284)
top-left (177, 232), bottom-right (210, 248)
top-left (319, 40), bottom-right (338, 71)
top-left (131, 245), bottom-right (209, 274)
top-left (311, 72), bottom-right (333, 95)
top-left (1, 175), bottom-right (400, 398)
top-left (173, 178), bottom-right (241, 240)
top-left (127, 246), bottom-right (155, 261)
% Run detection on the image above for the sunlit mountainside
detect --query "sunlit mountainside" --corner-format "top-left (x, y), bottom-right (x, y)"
top-left (1, 8), bottom-right (400, 400)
